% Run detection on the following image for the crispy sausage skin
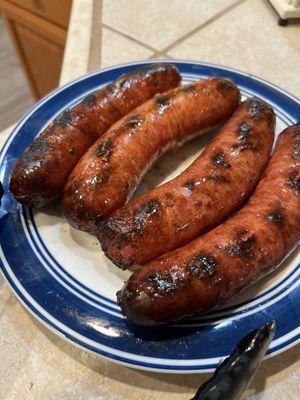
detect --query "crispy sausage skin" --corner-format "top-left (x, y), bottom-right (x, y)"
top-left (10, 64), bottom-right (181, 207)
top-left (98, 98), bottom-right (275, 268)
top-left (62, 78), bottom-right (240, 232)
top-left (118, 125), bottom-right (300, 326)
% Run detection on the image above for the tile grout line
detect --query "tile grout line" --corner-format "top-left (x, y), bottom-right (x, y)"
top-left (148, 53), bottom-right (172, 60)
top-left (88, 0), bottom-right (103, 71)
top-left (102, 23), bottom-right (159, 54)
top-left (150, 0), bottom-right (247, 58)
top-left (90, 0), bottom-right (247, 66)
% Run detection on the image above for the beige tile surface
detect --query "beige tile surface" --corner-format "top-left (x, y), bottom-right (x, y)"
top-left (168, 0), bottom-right (300, 97)
top-left (1, 0), bottom-right (300, 399)
top-left (100, 27), bottom-right (153, 68)
top-left (102, 0), bottom-right (238, 51)
top-left (60, 0), bottom-right (94, 85)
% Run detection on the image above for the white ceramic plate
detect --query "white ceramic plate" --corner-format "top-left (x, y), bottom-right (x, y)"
top-left (0, 60), bottom-right (299, 373)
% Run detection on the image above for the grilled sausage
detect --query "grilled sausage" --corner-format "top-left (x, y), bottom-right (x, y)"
top-left (10, 64), bottom-right (181, 207)
top-left (118, 125), bottom-right (300, 326)
top-left (98, 98), bottom-right (275, 268)
top-left (62, 77), bottom-right (240, 232)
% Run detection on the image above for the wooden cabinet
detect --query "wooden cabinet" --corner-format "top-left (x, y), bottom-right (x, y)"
top-left (0, 0), bottom-right (72, 99)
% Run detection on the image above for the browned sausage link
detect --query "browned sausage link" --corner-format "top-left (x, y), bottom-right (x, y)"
top-left (62, 77), bottom-right (240, 232)
top-left (10, 64), bottom-right (180, 207)
top-left (117, 125), bottom-right (300, 326)
top-left (98, 98), bottom-right (275, 269)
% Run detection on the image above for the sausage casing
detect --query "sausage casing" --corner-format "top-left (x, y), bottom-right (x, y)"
top-left (10, 64), bottom-right (180, 207)
top-left (98, 98), bottom-right (275, 268)
top-left (62, 77), bottom-right (240, 232)
top-left (118, 125), bottom-right (300, 326)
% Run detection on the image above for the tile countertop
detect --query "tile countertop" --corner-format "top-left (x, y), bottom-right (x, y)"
top-left (1, 0), bottom-right (300, 399)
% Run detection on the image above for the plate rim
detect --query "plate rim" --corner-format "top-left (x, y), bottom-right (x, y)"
top-left (0, 59), bottom-right (299, 373)
top-left (1, 58), bottom-right (300, 156)
top-left (1, 257), bottom-right (299, 374)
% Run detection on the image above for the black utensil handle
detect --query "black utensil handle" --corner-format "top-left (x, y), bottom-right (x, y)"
top-left (192, 321), bottom-right (276, 400)
top-left (0, 181), bottom-right (3, 202)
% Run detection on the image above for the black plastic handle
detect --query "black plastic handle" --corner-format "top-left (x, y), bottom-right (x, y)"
top-left (192, 321), bottom-right (276, 400)
top-left (0, 181), bottom-right (3, 202)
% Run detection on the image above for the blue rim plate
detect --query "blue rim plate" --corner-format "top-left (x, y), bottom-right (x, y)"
top-left (0, 60), bottom-right (299, 373)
